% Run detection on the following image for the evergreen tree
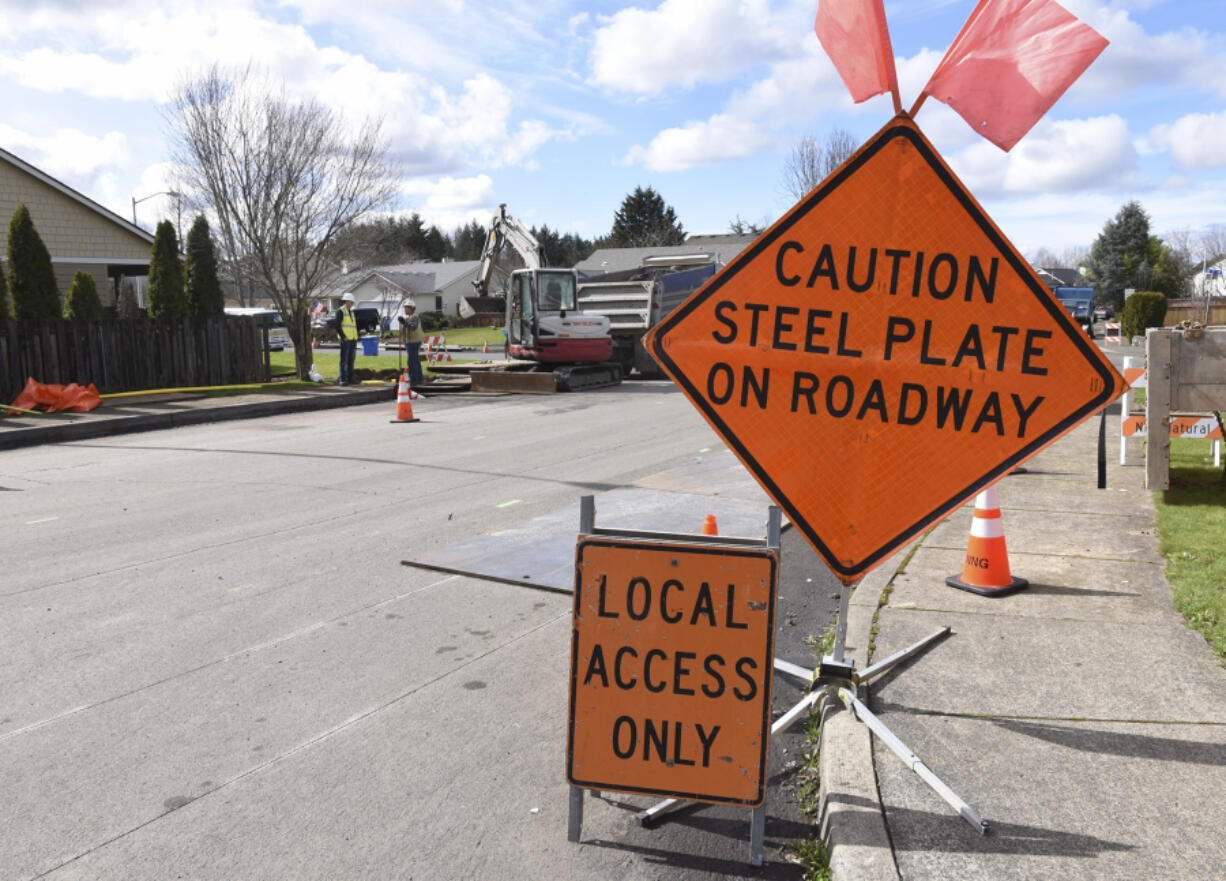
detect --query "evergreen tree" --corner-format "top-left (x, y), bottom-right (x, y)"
top-left (609, 186), bottom-right (686, 248)
top-left (0, 253), bottom-right (9, 320)
top-left (147, 220), bottom-right (186, 318)
top-left (1080, 201), bottom-right (1195, 306)
top-left (184, 215), bottom-right (225, 317)
top-left (7, 203), bottom-right (61, 320)
top-left (451, 220), bottom-right (487, 261)
top-left (65, 271), bottom-right (103, 320)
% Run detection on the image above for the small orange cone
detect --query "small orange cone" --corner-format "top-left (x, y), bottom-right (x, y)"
top-left (391, 371), bottom-right (420, 423)
top-left (946, 485), bottom-right (1027, 597)
top-left (483, 340), bottom-right (489, 354)
top-left (701, 514), bottom-right (718, 535)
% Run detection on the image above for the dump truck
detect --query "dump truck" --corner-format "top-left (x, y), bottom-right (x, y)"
top-left (576, 253), bottom-right (721, 377)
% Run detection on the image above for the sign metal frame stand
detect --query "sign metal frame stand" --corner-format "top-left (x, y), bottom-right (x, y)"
top-left (633, 577), bottom-right (989, 842)
top-left (566, 496), bottom-right (783, 866)
top-left (818, 586), bottom-right (989, 834)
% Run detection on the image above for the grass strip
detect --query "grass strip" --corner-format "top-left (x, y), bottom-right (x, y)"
top-left (1154, 435), bottom-right (1226, 664)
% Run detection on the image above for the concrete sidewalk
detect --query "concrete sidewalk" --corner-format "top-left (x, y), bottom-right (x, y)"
top-left (820, 407), bottom-right (1226, 880)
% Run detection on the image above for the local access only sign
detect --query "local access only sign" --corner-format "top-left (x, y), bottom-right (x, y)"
top-left (645, 116), bottom-right (1126, 584)
top-left (567, 538), bottom-right (777, 806)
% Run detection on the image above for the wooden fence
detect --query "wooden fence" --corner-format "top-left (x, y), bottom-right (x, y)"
top-left (1165, 296), bottom-right (1226, 327)
top-left (2, 316), bottom-right (265, 401)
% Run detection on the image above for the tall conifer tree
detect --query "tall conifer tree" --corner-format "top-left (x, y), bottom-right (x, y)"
top-left (148, 220), bottom-right (186, 318)
top-left (184, 215), bottom-right (224, 317)
top-left (7, 203), bottom-right (61, 320)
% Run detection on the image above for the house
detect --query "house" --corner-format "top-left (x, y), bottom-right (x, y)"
top-left (329, 260), bottom-right (482, 319)
top-left (1190, 257), bottom-right (1226, 298)
top-left (0, 147), bottom-right (154, 308)
top-left (574, 235), bottom-right (755, 276)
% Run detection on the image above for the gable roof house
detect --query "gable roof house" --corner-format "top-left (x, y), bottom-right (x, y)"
top-left (0, 147), bottom-right (154, 309)
top-left (331, 260), bottom-right (482, 318)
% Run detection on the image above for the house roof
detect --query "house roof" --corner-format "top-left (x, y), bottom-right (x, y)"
top-left (574, 236), bottom-right (755, 275)
top-left (0, 146), bottom-right (154, 244)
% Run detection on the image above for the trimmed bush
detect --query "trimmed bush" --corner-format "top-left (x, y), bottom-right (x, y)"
top-left (7, 203), bottom-right (61, 320)
top-left (419, 310), bottom-right (449, 332)
top-left (148, 220), bottom-right (186, 318)
top-left (1120, 291), bottom-right (1168, 343)
top-left (184, 215), bottom-right (225, 317)
top-left (65, 271), bottom-right (104, 320)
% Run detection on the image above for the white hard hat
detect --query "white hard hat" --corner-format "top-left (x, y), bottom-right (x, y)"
top-left (341, 293), bottom-right (355, 303)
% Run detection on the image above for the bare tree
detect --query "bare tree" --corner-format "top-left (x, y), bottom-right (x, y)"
top-left (168, 64), bottom-right (398, 378)
top-left (1200, 224), bottom-right (1226, 264)
top-left (782, 128), bottom-right (857, 202)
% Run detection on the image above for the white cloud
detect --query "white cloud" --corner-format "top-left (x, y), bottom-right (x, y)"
top-left (624, 114), bottom-right (772, 171)
top-left (0, 5), bottom-right (567, 180)
top-left (1059, 3), bottom-right (1226, 100)
top-left (399, 174), bottom-right (497, 230)
top-left (589, 0), bottom-right (790, 94)
top-left (950, 115), bottom-right (1137, 195)
top-left (619, 41), bottom-right (852, 173)
top-left (1148, 111), bottom-right (1226, 170)
top-left (0, 124), bottom-right (130, 178)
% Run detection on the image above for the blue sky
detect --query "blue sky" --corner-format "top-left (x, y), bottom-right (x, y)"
top-left (1, 0), bottom-right (1223, 261)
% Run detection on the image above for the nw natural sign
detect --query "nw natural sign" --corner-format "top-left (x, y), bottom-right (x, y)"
top-left (567, 538), bottom-right (777, 806)
top-left (646, 116), bottom-right (1125, 583)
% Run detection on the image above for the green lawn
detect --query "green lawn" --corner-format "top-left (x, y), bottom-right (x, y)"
top-left (1155, 436), bottom-right (1226, 664)
top-left (271, 339), bottom-right (500, 381)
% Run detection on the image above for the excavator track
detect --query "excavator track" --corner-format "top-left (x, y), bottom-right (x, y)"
top-left (553, 362), bottom-right (623, 392)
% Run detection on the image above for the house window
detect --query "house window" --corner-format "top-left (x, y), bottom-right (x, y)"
top-left (435, 295), bottom-right (443, 312)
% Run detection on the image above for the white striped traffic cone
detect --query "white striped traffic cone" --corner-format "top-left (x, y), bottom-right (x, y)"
top-left (945, 485), bottom-right (1027, 597)
top-left (391, 371), bottom-right (420, 423)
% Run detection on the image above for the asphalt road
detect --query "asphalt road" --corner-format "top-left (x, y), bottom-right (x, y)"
top-left (0, 381), bottom-right (841, 880)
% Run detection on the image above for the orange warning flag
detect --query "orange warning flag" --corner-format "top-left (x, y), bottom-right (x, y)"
top-left (918, 0), bottom-right (1107, 151)
top-left (814, 0), bottom-right (899, 108)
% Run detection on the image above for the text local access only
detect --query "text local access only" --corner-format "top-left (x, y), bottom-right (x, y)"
top-left (579, 574), bottom-right (763, 769)
top-left (703, 241), bottom-right (1050, 440)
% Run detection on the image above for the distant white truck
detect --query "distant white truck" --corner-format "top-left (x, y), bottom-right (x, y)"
top-left (576, 253), bottom-right (721, 377)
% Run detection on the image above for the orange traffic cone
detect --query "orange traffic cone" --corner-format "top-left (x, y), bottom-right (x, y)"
top-left (391, 371), bottom-right (420, 423)
top-left (946, 485), bottom-right (1027, 597)
top-left (483, 340), bottom-right (489, 354)
top-left (701, 514), bottom-right (718, 535)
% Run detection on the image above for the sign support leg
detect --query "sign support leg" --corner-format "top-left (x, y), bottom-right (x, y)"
top-left (567, 786), bottom-right (584, 843)
top-left (749, 804), bottom-right (766, 867)
top-left (837, 687), bottom-right (988, 835)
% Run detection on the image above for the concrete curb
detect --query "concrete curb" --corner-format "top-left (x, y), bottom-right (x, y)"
top-left (818, 544), bottom-right (917, 881)
top-left (0, 386), bottom-right (396, 451)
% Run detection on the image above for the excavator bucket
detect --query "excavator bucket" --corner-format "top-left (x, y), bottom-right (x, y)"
top-left (468, 362), bottom-right (623, 394)
top-left (470, 371), bottom-right (559, 394)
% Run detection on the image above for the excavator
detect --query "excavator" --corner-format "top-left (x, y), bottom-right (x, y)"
top-left (470, 204), bottom-right (622, 393)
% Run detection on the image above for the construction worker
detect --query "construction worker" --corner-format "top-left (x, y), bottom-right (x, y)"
top-left (397, 300), bottom-right (425, 387)
top-left (337, 293), bottom-right (360, 385)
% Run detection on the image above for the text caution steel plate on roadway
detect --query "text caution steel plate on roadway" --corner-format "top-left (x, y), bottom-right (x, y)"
top-left (645, 116), bottom-right (1126, 584)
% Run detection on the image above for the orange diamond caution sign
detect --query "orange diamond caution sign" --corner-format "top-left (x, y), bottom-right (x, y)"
top-left (644, 116), bottom-right (1126, 584)
top-left (567, 538), bottom-right (777, 806)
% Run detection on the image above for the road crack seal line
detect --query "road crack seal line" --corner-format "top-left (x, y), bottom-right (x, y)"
top-left (28, 609), bottom-right (570, 880)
